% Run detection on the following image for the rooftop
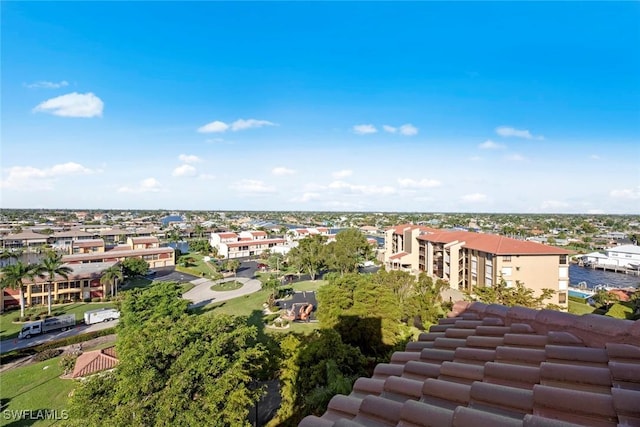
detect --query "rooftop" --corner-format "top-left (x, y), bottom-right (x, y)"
top-left (71, 346), bottom-right (118, 379)
top-left (300, 301), bottom-right (640, 427)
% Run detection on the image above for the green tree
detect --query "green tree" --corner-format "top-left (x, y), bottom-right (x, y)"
top-left (263, 274), bottom-right (281, 307)
top-left (189, 239), bottom-right (212, 254)
top-left (473, 278), bottom-right (556, 309)
top-left (405, 273), bottom-right (448, 329)
top-left (35, 252), bottom-right (73, 315)
top-left (267, 253), bottom-right (285, 274)
top-left (0, 261), bottom-right (38, 316)
top-left (100, 265), bottom-right (124, 299)
top-left (288, 235), bottom-right (327, 280)
top-left (68, 282), bottom-right (266, 427)
top-left (121, 257), bottom-right (149, 278)
top-left (227, 259), bottom-right (241, 277)
top-left (193, 224), bottom-right (205, 239)
top-left (317, 273), bottom-right (402, 356)
top-left (592, 289), bottom-right (620, 309)
top-left (325, 229), bottom-right (372, 275)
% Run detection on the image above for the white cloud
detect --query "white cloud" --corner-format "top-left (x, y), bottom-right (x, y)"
top-left (478, 139), bottom-right (505, 150)
top-left (230, 179), bottom-right (275, 193)
top-left (205, 138), bottom-right (226, 143)
top-left (1, 162), bottom-right (97, 191)
top-left (383, 125), bottom-right (397, 133)
top-left (33, 92), bottom-right (104, 118)
top-left (461, 193), bottom-right (487, 202)
top-left (272, 167), bottom-right (296, 176)
top-left (495, 126), bottom-right (543, 140)
top-left (117, 177), bottom-right (163, 193)
top-left (198, 121), bottom-right (229, 133)
top-left (505, 154), bottom-right (525, 161)
top-left (25, 80), bottom-right (69, 89)
top-left (399, 124), bottom-right (418, 136)
top-left (329, 180), bottom-right (396, 195)
top-left (397, 178), bottom-right (441, 188)
top-left (352, 124), bottom-right (377, 135)
top-left (198, 118), bottom-right (276, 133)
top-left (231, 119), bottom-right (276, 131)
top-left (178, 154), bottom-right (202, 164)
top-left (332, 169), bottom-right (353, 179)
top-left (590, 154), bottom-right (601, 160)
top-left (172, 164), bottom-right (197, 177)
top-left (541, 200), bottom-right (570, 210)
top-left (610, 187), bottom-right (640, 200)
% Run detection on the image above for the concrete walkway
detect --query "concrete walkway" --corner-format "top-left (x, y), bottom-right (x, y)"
top-left (182, 276), bottom-right (263, 308)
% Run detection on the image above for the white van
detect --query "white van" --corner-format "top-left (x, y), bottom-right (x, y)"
top-left (84, 308), bottom-right (120, 325)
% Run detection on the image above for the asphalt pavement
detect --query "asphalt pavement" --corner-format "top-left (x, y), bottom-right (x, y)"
top-left (0, 319), bottom-right (118, 354)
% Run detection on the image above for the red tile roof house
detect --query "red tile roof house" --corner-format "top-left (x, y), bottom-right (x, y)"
top-left (299, 301), bottom-right (640, 427)
top-left (70, 346), bottom-right (118, 379)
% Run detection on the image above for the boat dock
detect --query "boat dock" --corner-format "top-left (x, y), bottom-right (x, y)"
top-left (580, 262), bottom-right (640, 276)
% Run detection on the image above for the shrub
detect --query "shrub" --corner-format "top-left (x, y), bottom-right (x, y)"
top-left (59, 354), bottom-right (78, 375)
top-left (264, 313), bottom-right (280, 324)
top-left (33, 316), bottom-right (41, 321)
top-left (33, 348), bottom-right (62, 362)
top-left (53, 299), bottom-right (61, 305)
top-left (83, 298), bottom-right (91, 303)
top-left (91, 297), bottom-right (101, 303)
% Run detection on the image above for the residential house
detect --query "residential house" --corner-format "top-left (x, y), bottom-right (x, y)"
top-left (71, 239), bottom-right (106, 255)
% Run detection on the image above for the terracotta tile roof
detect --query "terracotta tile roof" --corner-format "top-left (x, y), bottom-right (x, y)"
top-left (388, 252), bottom-right (409, 260)
top-left (71, 346), bottom-right (118, 378)
top-left (251, 231), bottom-right (268, 236)
top-left (417, 230), bottom-right (573, 255)
top-left (1, 231), bottom-right (49, 240)
top-left (217, 232), bottom-right (238, 238)
top-left (299, 302), bottom-right (640, 427)
top-left (52, 229), bottom-right (95, 238)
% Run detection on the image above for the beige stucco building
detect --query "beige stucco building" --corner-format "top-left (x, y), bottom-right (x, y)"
top-left (385, 224), bottom-right (572, 308)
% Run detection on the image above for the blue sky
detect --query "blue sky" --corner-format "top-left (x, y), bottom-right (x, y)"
top-left (1, 2), bottom-right (639, 213)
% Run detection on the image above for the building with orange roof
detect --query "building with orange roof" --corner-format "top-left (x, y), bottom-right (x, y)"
top-left (70, 346), bottom-right (118, 379)
top-left (385, 225), bottom-right (572, 308)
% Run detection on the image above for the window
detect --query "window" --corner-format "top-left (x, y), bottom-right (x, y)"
top-left (505, 280), bottom-right (514, 288)
top-left (559, 255), bottom-right (568, 264)
top-left (31, 285), bottom-right (43, 293)
top-left (502, 256), bottom-right (511, 262)
top-left (501, 267), bottom-right (512, 276)
top-left (559, 266), bottom-right (568, 278)
top-left (558, 292), bottom-right (567, 304)
top-left (558, 280), bottom-right (568, 290)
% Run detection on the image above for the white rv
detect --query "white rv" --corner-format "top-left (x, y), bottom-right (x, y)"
top-left (84, 308), bottom-right (120, 325)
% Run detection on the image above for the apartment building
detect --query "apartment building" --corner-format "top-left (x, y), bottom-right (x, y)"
top-left (210, 231), bottom-right (286, 259)
top-left (385, 225), bottom-right (572, 308)
top-left (2, 261), bottom-right (119, 309)
top-left (62, 236), bottom-right (174, 268)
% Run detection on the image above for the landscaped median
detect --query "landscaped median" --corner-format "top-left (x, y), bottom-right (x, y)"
top-left (210, 280), bottom-right (243, 291)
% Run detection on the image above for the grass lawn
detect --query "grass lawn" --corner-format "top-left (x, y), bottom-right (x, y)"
top-left (568, 299), bottom-right (596, 316)
top-left (0, 355), bottom-right (75, 427)
top-left (291, 280), bottom-right (326, 292)
top-left (120, 276), bottom-right (152, 290)
top-left (1, 303), bottom-right (116, 341)
top-left (176, 252), bottom-right (220, 278)
top-left (211, 281), bottom-right (243, 292)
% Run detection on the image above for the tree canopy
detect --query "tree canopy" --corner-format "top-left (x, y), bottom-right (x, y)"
top-left (121, 257), bottom-right (149, 277)
top-left (68, 282), bottom-right (267, 426)
top-left (287, 234), bottom-right (326, 280)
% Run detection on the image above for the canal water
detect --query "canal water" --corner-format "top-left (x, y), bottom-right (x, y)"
top-left (569, 264), bottom-right (639, 289)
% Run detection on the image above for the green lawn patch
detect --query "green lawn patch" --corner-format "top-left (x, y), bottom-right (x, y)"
top-left (180, 282), bottom-right (195, 294)
top-left (0, 355), bottom-right (75, 427)
top-left (120, 276), bottom-right (152, 290)
top-left (1, 303), bottom-right (115, 341)
top-left (176, 252), bottom-right (221, 278)
top-left (291, 280), bottom-right (326, 292)
top-left (210, 281), bottom-right (243, 292)
top-left (568, 299), bottom-right (595, 316)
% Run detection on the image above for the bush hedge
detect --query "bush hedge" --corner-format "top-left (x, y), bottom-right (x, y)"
top-left (33, 348), bottom-right (62, 362)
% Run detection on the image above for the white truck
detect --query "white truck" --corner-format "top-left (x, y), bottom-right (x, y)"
top-left (18, 314), bottom-right (76, 339)
top-left (84, 308), bottom-right (120, 325)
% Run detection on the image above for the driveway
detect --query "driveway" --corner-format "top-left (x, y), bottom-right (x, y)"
top-left (182, 276), bottom-right (262, 308)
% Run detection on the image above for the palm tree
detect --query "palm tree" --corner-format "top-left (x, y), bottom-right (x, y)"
top-left (0, 261), bottom-right (38, 317)
top-left (36, 252), bottom-right (73, 315)
top-left (100, 265), bottom-right (124, 299)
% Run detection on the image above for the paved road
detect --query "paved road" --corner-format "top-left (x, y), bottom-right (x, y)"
top-left (182, 276), bottom-right (262, 308)
top-left (0, 319), bottom-right (118, 354)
